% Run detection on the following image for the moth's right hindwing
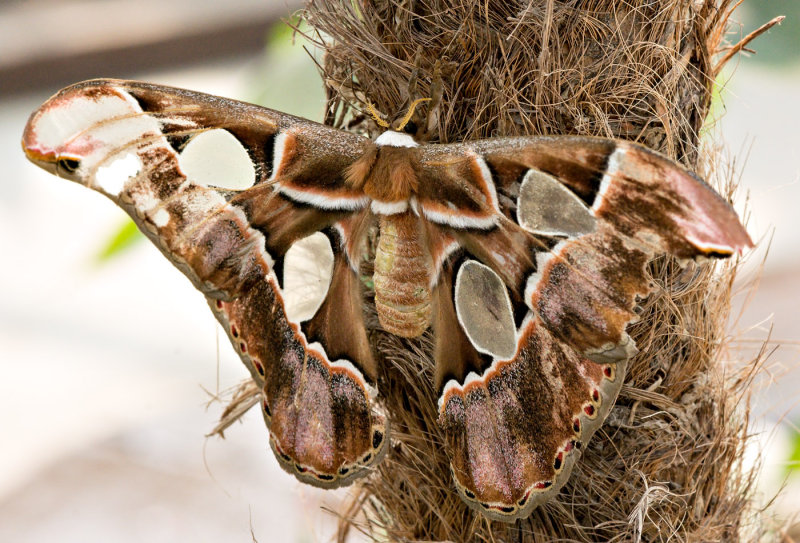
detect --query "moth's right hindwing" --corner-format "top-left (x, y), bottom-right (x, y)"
top-left (22, 79), bottom-right (387, 487)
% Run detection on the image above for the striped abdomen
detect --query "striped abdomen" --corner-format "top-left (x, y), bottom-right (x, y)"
top-left (373, 212), bottom-right (432, 338)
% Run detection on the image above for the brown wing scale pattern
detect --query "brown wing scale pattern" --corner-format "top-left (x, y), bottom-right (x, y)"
top-left (210, 273), bottom-right (386, 487)
top-left (440, 317), bottom-right (624, 520)
top-left (423, 137), bottom-right (751, 521)
top-left (21, 79), bottom-right (386, 488)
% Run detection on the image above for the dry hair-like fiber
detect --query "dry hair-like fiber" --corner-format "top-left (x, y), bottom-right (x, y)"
top-left (212, 1), bottom-right (779, 541)
top-left (296, 1), bottom-right (776, 541)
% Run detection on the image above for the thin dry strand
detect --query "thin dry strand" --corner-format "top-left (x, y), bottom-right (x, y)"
top-left (213, 1), bottom-right (776, 541)
top-left (299, 0), bottom-right (775, 541)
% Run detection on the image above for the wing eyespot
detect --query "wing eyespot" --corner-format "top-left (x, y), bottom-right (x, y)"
top-left (58, 157), bottom-right (80, 173)
top-left (553, 451), bottom-right (564, 471)
top-left (372, 429), bottom-right (384, 449)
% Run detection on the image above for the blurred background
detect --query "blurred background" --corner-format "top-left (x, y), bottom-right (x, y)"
top-left (0, 1), bottom-right (798, 541)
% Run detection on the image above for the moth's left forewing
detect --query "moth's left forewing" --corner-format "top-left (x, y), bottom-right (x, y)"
top-left (473, 135), bottom-right (752, 358)
top-left (22, 79), bottom-right (387, 488)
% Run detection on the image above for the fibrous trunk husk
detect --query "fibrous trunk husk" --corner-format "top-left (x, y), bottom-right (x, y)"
top-left (293, 1), bottom-right (771, 541)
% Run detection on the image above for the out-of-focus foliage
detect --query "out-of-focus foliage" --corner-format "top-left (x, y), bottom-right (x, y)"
top-left (248, 15), bottom-right (324, 121)
top-left (740, 3), bottom-right (799, 66)
top-left (787, 426), bottom-right (800, 477)
top-left (96, 219), bottom-right (141, 262)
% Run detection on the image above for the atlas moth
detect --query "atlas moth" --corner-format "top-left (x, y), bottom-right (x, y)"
top-left (21, 79), bottom-right (752, 522)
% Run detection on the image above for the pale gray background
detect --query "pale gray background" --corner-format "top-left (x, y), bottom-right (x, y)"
top-left (0, 1), bottom-right (797, 540)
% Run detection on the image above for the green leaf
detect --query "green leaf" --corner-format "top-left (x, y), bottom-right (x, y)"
top-left (785, 424), bottom-right (800, 477)
top-left (266, 14), bottom-right (303, 51)
top-left (96, 219), bottom-right (142, 262)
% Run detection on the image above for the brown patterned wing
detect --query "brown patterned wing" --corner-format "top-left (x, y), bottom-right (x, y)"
top-left (472, 135), bottom-right (753, 359)
top-left (21, 79), bottom-right (386, 487)
top-left (438, 314), bottom-right (624, 521)
top-left (420, 136), bottom-right (751, 519)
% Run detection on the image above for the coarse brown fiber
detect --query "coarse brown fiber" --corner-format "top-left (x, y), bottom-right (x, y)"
top-left (223, 1), bottom-right (778, 541)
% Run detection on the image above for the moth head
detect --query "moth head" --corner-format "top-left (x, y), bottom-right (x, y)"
top-left (367, 97), bottom-right (430, 138)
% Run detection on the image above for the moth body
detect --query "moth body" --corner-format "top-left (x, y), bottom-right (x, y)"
top-left (349, 130), bottom-right (435, 337)
top-left (374, 211), bottom-right (433, 337)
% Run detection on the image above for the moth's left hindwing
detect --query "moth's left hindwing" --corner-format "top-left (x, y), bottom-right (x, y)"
top-left (22, 79), bottom-right (387, 487)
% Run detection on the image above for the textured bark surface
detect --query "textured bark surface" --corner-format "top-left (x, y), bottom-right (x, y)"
top-left (291, 1), bottom-right (770, 540)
